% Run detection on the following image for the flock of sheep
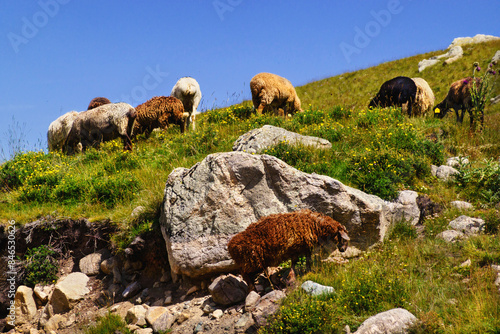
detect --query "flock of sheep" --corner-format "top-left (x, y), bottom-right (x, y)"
top-left (45, 71), bottom-right (478, 286)
top-left (47, 77), bottom-right (202, 153)
top-left (47, 71), bottom-right (474, 154)
top-left (368, 75), bottom-right (478, 125)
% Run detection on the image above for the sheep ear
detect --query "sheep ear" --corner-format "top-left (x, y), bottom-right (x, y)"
top-left (340, 230), bottom-right (350, 241)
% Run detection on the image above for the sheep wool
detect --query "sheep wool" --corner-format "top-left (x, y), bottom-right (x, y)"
top-left (227, 209), bottom-right (349, 287)
top-left (411, 78), bottom-right (435, 116)
top-left (47, 111), bottom-right (80, 152)
top-left (64, 102), bottom-right (136, 153)
top-left (133, 96), bottom-right (184, 136)
top-left (250, 72), bottom-right (303, 116)
top-left (171, 77), bottom-right (202, 132)
top-left (434, 77), bottom-right (480, 124)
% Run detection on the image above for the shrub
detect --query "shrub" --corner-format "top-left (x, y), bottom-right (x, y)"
top-left (23, 245), bottom-right (59, 287)
top-left (388, 220), bottom-right (418, 241)
top-left (454, 159), bottom-right (500, 206)
top-left (89, 172), bottom-right (139, 208)
top-left (85, 313), bottom-right (131, 334)
top-left (347, 151), bottom-right (417, 200)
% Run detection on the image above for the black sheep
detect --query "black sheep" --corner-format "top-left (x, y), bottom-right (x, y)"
top-left (368, 76), bottom-right (417, 116)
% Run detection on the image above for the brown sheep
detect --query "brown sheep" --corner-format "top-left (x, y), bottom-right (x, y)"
top-left (434, 77), bottom-right (481, 125)
top-left (250, 72), bottom-right (303, 117)
top-left (133, 96), bottom-right (185, 136)
top-left (87, 97), bottom-right (111, 110)
top-left (227, 209), bottom-right (349, 288)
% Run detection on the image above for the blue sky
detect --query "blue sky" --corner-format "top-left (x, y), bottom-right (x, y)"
top-left (1, 0), bottom-right (499, 160)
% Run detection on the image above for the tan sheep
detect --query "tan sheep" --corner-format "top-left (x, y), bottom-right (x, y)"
top-left (250, 72), bottom-right (303, 116)
top-left (411, 78), bottom-right (435, 116)
top-left (133, 96), bottom-right (185, 136)
top-left (227, 209), bottom-right (349, 288)
top-left (87, 97), bottom-right (111, 110)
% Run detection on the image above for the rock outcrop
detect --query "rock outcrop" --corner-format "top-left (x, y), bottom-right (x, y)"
top-left (232, 124), bottom-right (332, 153)
top-left (449, 34), bottom-right (500, 48)
top-left (160, 151), bottom-right (420, 279)
top-left (418, 46), bottom-right (463, 72)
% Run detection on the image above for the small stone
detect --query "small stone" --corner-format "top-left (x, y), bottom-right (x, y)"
top-left (460, 259), bottom-right (472, 268)
top-left (451, 201), bottom-right (473, 210)
top-left (134, 328), bottom-right (153, 334)
top-left (235, 312), bottom-right (255, 333)
top-left (448, 215), bottom-right (485, 235)
top-left (79, 252), bottom-right (105, 276)
top-left (245, 291), bottom-right (261, 312)
top-left (125, 305), bottom-right (147, 325)
top-left (194, 321), bottom-right (204, 333)
top-left (187, 285), bottom-right (199, 295)
top-left (122, 281), bottom-right (142, 299)
top-left (437, 230), bottom-right (465, 243)
top-left (212, 309), bottom-right (223, 319)
top-left (301, 280), bottom-right (335, 296)
top-left (203, 304), bottom-right (215, 314)
top-left (177, 311), bottom-right (190, 324)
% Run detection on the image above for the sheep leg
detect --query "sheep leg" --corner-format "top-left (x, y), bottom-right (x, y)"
top-left (263, 267), bottom-right (275, 290)
top-left (121, 134), bottom-right (133, 151)
top-left (256, 103), bottom-right (266, 115)
top-left (242, 273), bottom-right (256, 292)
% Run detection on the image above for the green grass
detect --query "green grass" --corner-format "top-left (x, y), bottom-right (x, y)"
top-left (1, 40), bottom-right (500, 332)
top-left (84, 313), bottom-right (130, 334)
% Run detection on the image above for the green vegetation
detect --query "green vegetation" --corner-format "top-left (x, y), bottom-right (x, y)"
top-left (84, 313), bottom-right (131, 334)
top-left (1, 40), bottom-right (499, 333)
top-left (23, 245), bottom-right (59, 287)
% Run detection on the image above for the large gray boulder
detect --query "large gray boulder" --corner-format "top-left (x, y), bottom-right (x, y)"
top-left (160, 151), bottom-right (419, 279)
top-left (232, 124), bottom-right (332, 153)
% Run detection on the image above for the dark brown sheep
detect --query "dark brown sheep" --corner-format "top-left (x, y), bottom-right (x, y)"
top-left (434, 77), bottom-right (481, 125)
top-left (133, 96), bottom-right (185, 136)
top-left (87, 97), bottom-right (111, 110)
top-left (227, 209), bottom-right (350, 287)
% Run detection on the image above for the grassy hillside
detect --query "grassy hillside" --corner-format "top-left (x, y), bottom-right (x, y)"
top-left (1, 40), bottom-right (500, 333)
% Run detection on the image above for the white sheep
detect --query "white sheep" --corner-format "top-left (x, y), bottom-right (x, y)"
top-left (411, 78), bottom-right (435, 116)
top-left (63, 102), bottom-right (137, 153)
top-left (171, 77), bottom-right (202, 132)
top-left (47, 111), bottom-right (80, 152)
top-left (250, 72), bottom-right (303, 116)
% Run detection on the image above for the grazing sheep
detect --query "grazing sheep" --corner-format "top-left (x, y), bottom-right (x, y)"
top-left (411, 78), bottom-right (435, 116)
top-left (87, 97), bottom-right (111, 110)
top-left (434, 77), bottom-right (481, 124)
top-left (227, 209), bottom-right (350, 288)
top-left (250, 72), bottom-right (303, 117)
top-left (63, 102), bottom-right (136, 153)
top-left (133, 96), bottom-right (185, 136)
top-left (171, 77), bottom-right (202, 132)
top-left (368, 76), bottom-right (417, 116)
top-left (47, 111), bottom-right (80, 152)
